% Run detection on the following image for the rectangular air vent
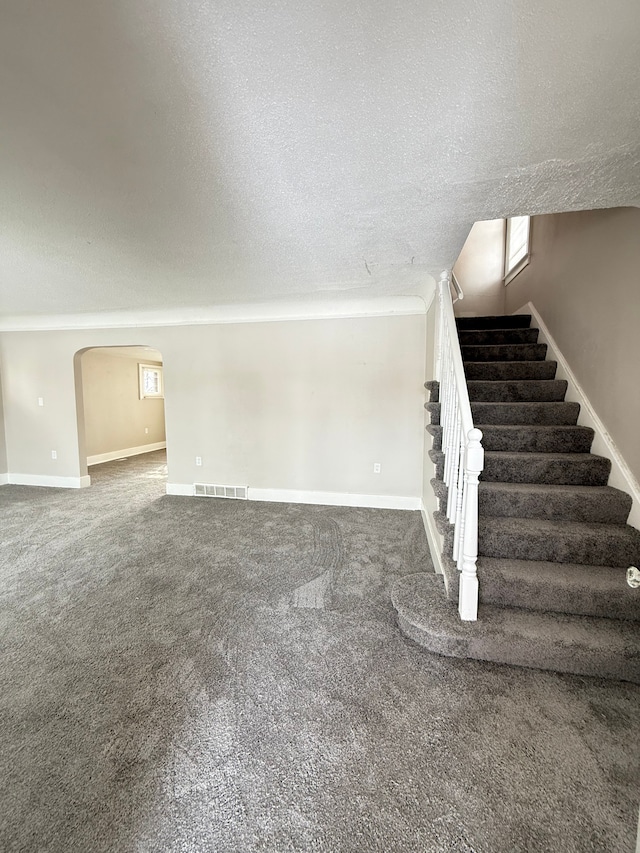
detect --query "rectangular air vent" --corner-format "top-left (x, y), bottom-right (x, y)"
top-left (194, 483), bottom-right (248, 500)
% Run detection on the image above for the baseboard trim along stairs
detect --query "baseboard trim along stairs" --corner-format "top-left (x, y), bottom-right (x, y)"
top-left (393, 312), bottom-right (640, 682)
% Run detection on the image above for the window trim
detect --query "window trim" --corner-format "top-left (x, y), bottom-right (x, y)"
top-left (504, 216), bottom-right (531, 285)
top-left (138, 362), bottom-right (164, 400)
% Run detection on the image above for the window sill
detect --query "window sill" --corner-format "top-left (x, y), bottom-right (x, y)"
top-left (504, 254), bottom-right (530, 286)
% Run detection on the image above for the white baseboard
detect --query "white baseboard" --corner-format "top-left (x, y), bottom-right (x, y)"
top-left (7, 473), bottom-right (88, 489)
top-left (88, 442), bottom-right (166, 467)
top-left (248, 488), bottom-right (420, 510)
top-left (0, 473), bottom-right (9, 486)
top-left (166, 483), bottom-right (195, 496)
top-left (514, 301), bottom-right (640, 530)
top-left (165, 483), bottom-right (420, 509)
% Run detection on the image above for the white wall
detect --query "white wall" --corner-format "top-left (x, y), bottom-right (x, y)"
top-left (81, 349), bottom-right (165, 461)
top-left (453, 219), bottom-right (505, 317)
top-left (0, 314), bottom-right (426, 503)
top-left (0, 367), bottom-right (7, 477)
top-left (505, 207), bottom-right (640, 484)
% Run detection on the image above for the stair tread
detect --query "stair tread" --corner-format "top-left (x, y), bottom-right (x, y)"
top-left (478, 558), bottom-right (639, 621)
top-left (458, 328), bottom-right (540, 345)
top-left (473, 401), bottom-right (580, 425)
top-left (462, 345), bottom-right (548, 361)
top-left (479, 555), bottom-right (631, 578)
top-left (477, 515), bottom-right (640, 566)
top-left (392, 573), bottom-right (640, 682)
top-left (475, 423), bottom-right (591, 432)
top-left (483, 450), bottom-right (608, 463)
top-left (434, 477), bottom-right (624, 498)
top-left (478, 481), bottom-right (624, 497)
top-left (432, 477), bottom-right (631, 524)
top-left (456, 315), bottom-right (532, 329)
top-left (427, 423), bottom-right (595, 454)
top-left (427, 401), bottom-right (581, 424)
top-left (430, 448), bottom-right (611, 485)
top-left (480, 515), bottom-right (640, 539)
top-left (467, 380), bottom-right (568, 402)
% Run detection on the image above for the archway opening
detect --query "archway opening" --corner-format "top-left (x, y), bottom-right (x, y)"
top-left (74, 345), bottom-right (167, 490)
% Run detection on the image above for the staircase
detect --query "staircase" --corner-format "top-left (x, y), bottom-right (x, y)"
top-left (393, 313), bottom-right (640, 682)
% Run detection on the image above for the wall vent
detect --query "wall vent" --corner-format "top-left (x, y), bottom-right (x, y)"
top-left (194, 483), bottom-right (248, 500)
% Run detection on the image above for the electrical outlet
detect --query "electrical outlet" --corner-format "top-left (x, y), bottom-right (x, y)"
top-left (373, 463), bottom-right (381, 474)
top-left (195, 456), bottom-right (202, 466)
top-left (51, 450), bottom-right (57, 460)
top-left (144, 427), bottom-right (149, 434)
top-left (38, 397), bottom-right (44, 407)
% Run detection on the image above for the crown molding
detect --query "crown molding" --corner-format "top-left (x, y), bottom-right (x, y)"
top-left (0, 295), bottom-right (428, 332)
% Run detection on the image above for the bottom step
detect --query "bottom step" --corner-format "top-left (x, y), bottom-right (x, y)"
top-left (391, 573), bottom-right (640, 683)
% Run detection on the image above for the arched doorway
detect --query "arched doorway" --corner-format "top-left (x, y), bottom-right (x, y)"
top-left (74, 345), bottom-right (167, 489)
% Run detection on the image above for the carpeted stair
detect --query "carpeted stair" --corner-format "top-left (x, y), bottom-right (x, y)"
top-left (393, 314), bottom-right (640, 682)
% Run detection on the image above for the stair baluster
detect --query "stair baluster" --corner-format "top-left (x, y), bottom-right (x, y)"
top-left (435, 271), bottom-right (484, 620)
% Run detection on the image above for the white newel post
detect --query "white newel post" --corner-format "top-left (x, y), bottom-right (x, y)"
top-left (458, 428), bottom-right (484, 621)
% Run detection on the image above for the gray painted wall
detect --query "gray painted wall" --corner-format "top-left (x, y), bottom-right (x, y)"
top-left (505, 206), bottom-right (640, 483)
top-left (453, 219), bottom-right (505, 317)
top-left (0, 314), bottom-right (425, 498)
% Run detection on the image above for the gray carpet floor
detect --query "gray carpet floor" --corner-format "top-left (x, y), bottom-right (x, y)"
top-left (0, 450), bottom-right (638, 852)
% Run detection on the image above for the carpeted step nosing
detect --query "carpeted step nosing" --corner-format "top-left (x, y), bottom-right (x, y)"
top-left (426, 401), bottom-right (581, 426)
top-left (456, 314), bottom-right (532, 329)
top-left (464, 360), bottom-right (558, 380)
top-left (430, 444), bottom-right (611, 487)
top-left (427, 423), bottom-right (595, 454)
top-left (466, 379), bottom-right (568, 403)
top-left (462, 343), bottom-right (548, 362)
top-left (392, 573), bottom-right (640, 682)
top-left (431, 478), bottom-right (632, 524)
top-left (478, 515), bottom-right (640, 568)
top-left (477, 557), bottom-right (639, 621)
top-left (458, 328), bottom-right (540, 346)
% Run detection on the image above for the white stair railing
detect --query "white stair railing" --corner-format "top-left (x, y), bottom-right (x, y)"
top-left (435, 270), bottom-right (484, 621)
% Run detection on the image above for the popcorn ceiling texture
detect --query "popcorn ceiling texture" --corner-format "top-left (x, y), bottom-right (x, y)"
top-left (1, 0), bottom-right (639, 321)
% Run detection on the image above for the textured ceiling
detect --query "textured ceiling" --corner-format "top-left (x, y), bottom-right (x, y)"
top-left (1, 0), bottom-right (639, 323)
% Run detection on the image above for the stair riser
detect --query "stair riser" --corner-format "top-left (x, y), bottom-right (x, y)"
top-left (462, 344), bottom-right (548, 362)
top-left (436, 539), bottom-right (639, 620)
top-left (464, 361), bottom-right (558, 380)
top-left (482, 455), bottom-right (610, 486)
top-left (478, 489), bottom-right (630, 524)
top-left (429, 451), bottom-right (611, 485)
top-left (478, 527), bottom-right (640, 567)
top-left (474, 425), bottom-right (593, 454)
top-left (458, 328), bottom-right (540, 346)
top-left (425, 402), bottom-right (581, 426)
top-left (456, 315), bottom-right (532, 330)
top-left (471, 402), bottom-right (580, 425)
top-left (426, 424), bottom-right (594, 454)
top-left (480, 571), bottom-right (639, 621)
top-left (432, 477), bottom-right (630, 524)
top-left (467, 380), bottom-right (568, 403)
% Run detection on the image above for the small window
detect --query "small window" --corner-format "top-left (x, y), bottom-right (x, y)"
top-left (504, 216), bottom-right (530, 283)
top-left (139, 363), bottom-right (164, 399)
